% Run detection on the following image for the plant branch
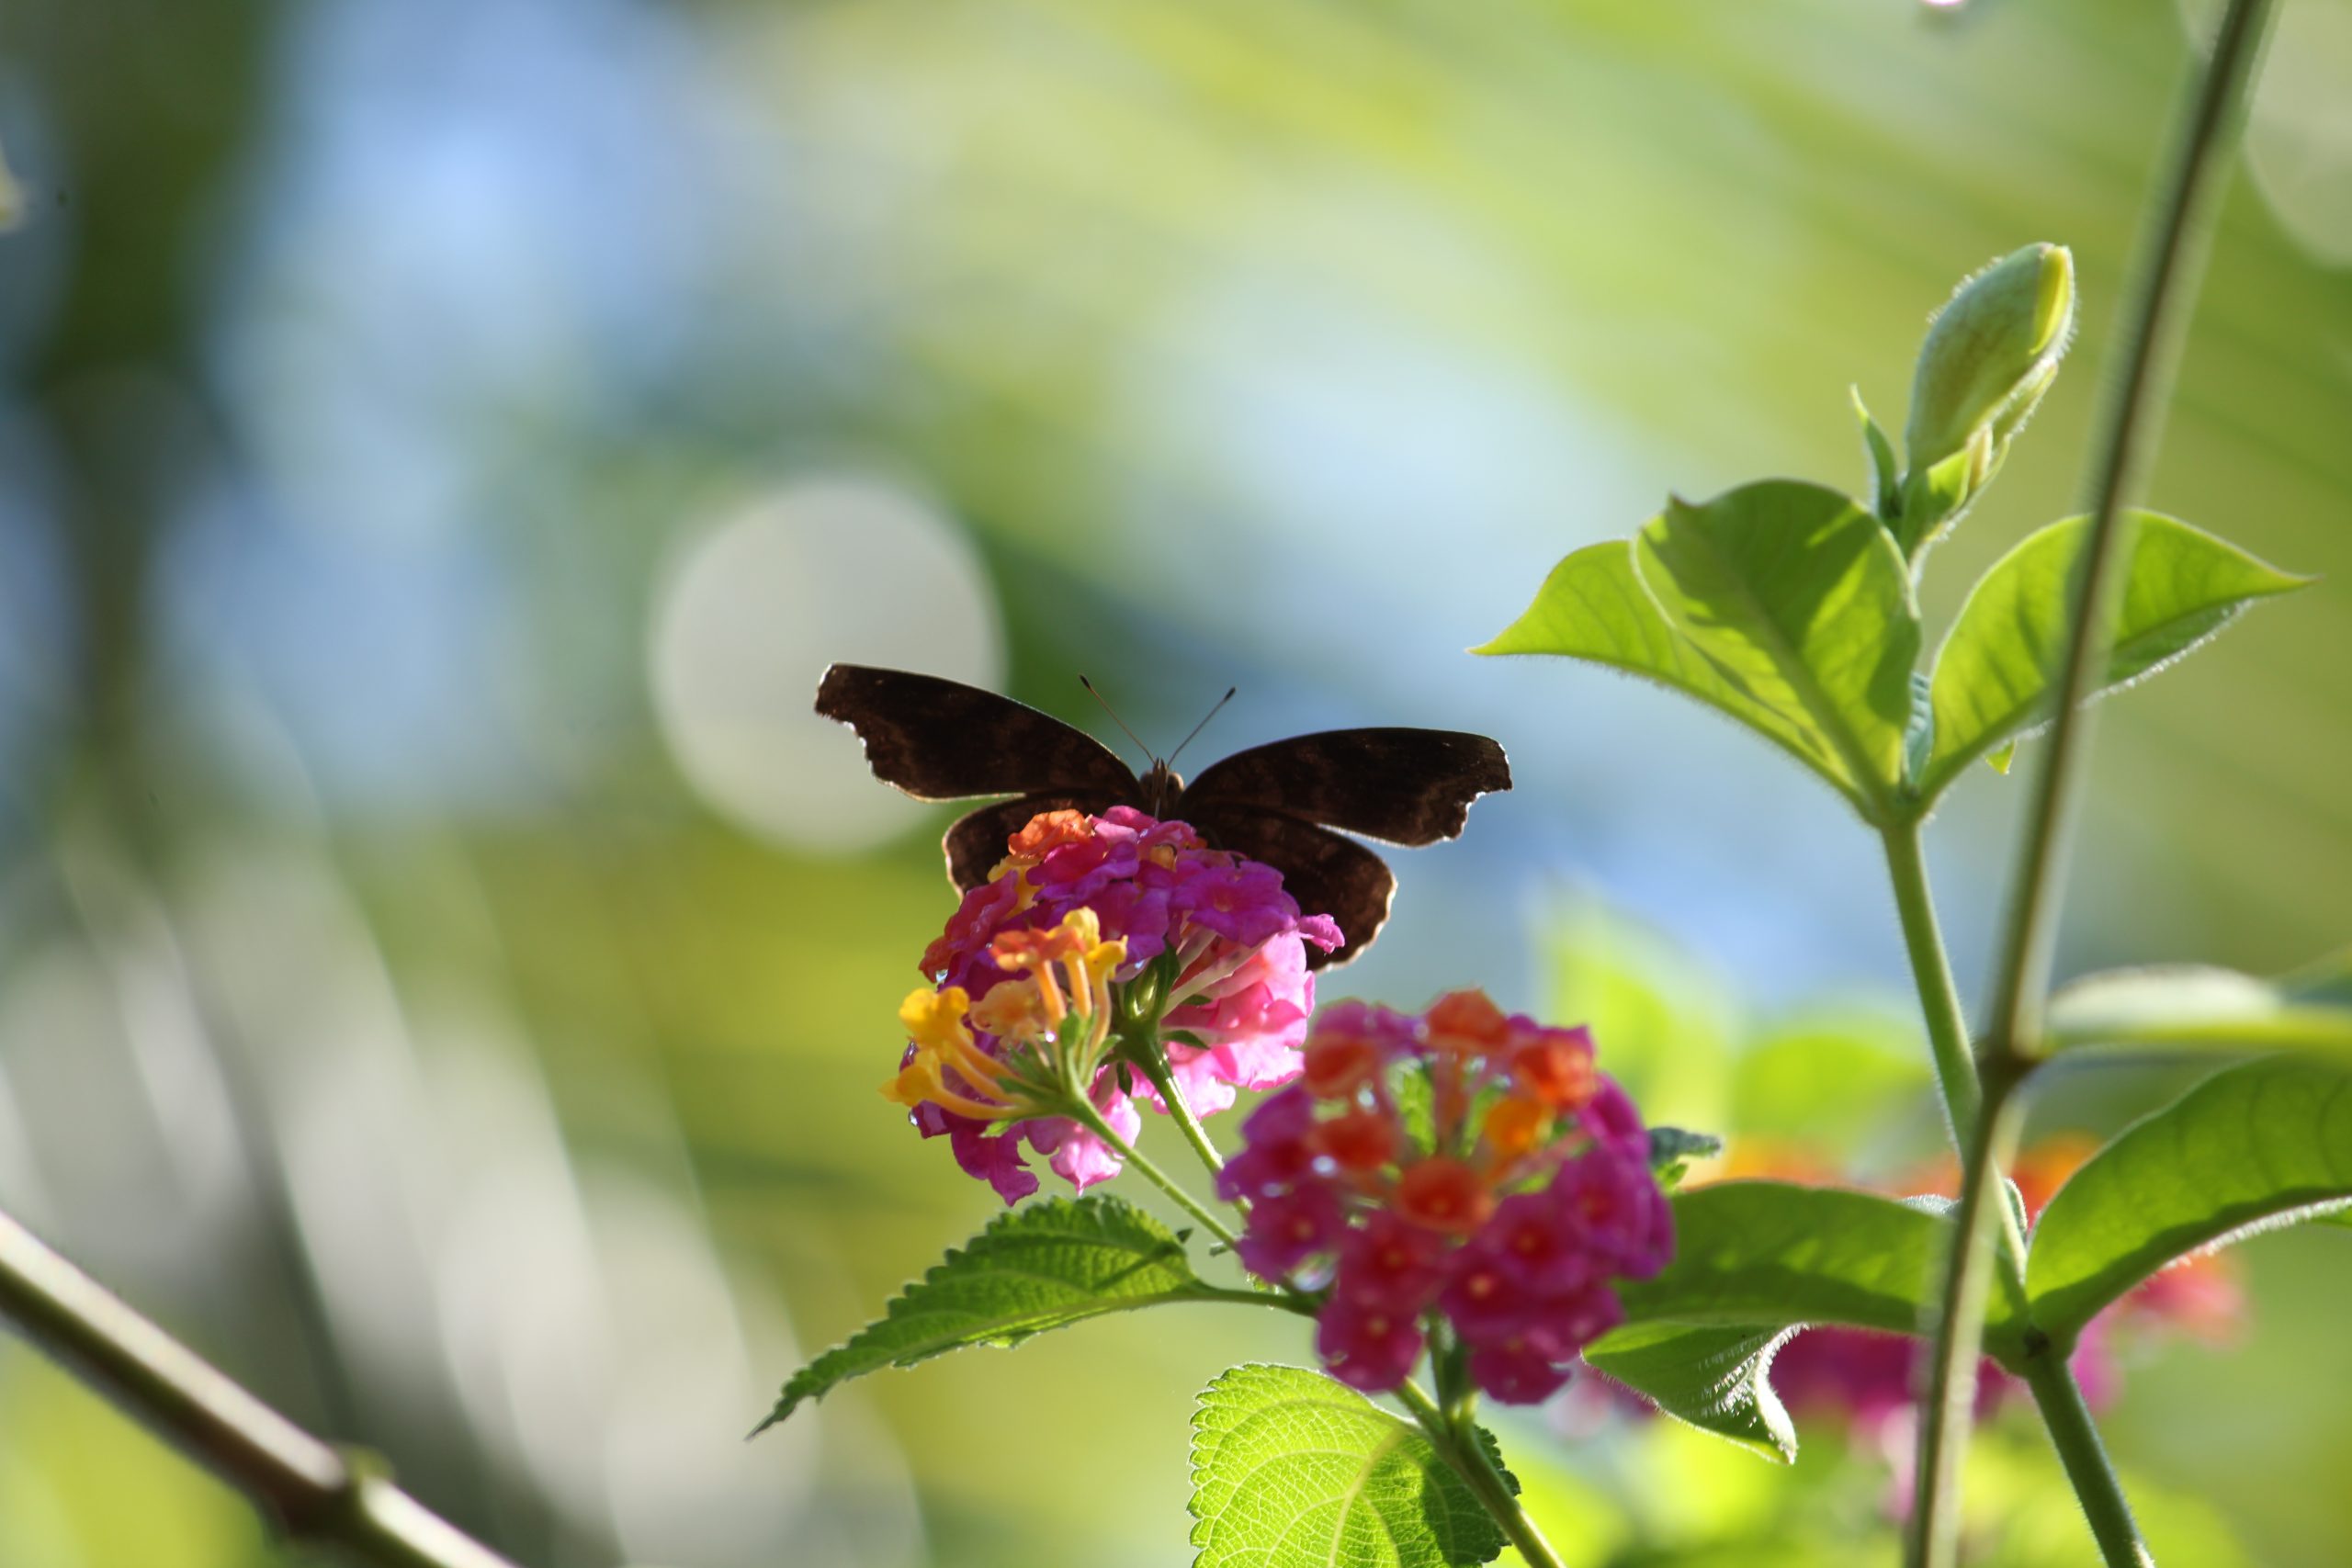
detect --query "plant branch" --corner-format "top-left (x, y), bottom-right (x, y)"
top-left (1982, 0), bottom-right (2277, 1068)
top-left (2020, 1349), bottom-right (2151, 1567)
top-left (0, 1206), bottom-right (519, 1568)
top-left (1907, 4), bottom-right (2278, 1563)
top-left (1881, 820), bottom-right (1984, 1145)
top-left (1393, 1379), bottom-right (1565, 1568)
top-left (1064, 1093), bottom-right (1242, 1250)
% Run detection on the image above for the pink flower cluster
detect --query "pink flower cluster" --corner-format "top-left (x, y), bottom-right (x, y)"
top-left (906, 807), bottom-right (1341, 1202)
top-left (1217, 991), bottom-right (1672, 1404)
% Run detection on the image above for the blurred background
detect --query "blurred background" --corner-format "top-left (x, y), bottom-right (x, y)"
top-left (0, 0), bottom-right (2346, 1562)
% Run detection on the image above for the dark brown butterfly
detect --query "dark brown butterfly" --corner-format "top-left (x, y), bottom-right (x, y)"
top-left (814, 663), bottom-right (1511, 968)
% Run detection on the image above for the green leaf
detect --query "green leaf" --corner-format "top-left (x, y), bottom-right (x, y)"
top-left (1475, 538), bottom-right (1861, 804)
top-left (1189, 1364), bottom-right (1504, 1568)
top-left (1616, 1180), bottom-right (2018, 1353)
top-left (1918, 513), bottom-right (2310, 801)
top-left (2025, 1056), bottom-right (2352, 1344)
top-left (1633, 480), bottom-right (1920, 813)
top-left (1583, 1322), bottom-right (1797, 1461)
top-left (757, 1195), bottom-right (1216, 1432)
top-left (2046, 952), bottom-right (2352, 1055)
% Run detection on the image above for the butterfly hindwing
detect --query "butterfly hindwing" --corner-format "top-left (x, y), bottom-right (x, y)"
top-left (815, 664), bottom-right (1137, 803)
top-left (1182, 804), bottom-right (1397, 970)
top-left (1179, 728), bottom-right (1511, 845)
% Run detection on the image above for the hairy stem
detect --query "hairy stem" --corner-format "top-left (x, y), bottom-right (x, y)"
top-left (0, 1207), bottom-right (518, 1568)
top-left (1394, 1380), bottom-right (1565, 1568)
top-left (2021, 1349), bottom-right (2153, 1566)
top-left (1907, 3), bottom-right (2277, 1563)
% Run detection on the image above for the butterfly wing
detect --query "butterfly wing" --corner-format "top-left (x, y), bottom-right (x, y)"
top-left (1178, 728), bottom-right (1511, 844)
top-left (1181, 805), bottom-right (1396, 970)
top-left (943, 791), bottom-right (1126, 892)
top-left (815, 664), bottom-right (1137, 801)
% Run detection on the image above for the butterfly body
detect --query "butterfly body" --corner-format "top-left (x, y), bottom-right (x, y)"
top-left (815, 664), bottom-right (1510, 968)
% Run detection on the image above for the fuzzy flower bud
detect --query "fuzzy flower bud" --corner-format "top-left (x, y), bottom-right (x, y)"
top-left (1896, 243), bottom-right (2075, 553)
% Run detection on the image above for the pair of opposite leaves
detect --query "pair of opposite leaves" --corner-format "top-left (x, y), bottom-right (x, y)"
top-left (814, 664), bottom-right (1512, 969)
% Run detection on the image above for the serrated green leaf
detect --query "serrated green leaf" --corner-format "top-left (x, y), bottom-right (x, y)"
top-left (2026, 1057), bottom-right (2352, 1345)
top-left (1188, 1364), bottom-right (1504, 1568)
top-left (1918, 513), bottom-right (2310, 801)
top-left (1475, 538), bottom-right (1860, 803)
top-left (2044, 954), bottom-right (2352, 1056)
top-left (1633, 480), bottom-right (1920, 815)
top-left (758, 1196), bottom-right (1216, 1432)
top-left (1616, 1181), bottom-right (2019, 1354)
top-left (1583, 1322), bottom-right (1797, 1461)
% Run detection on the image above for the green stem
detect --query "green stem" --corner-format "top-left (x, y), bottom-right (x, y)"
top-left (1881, 820), bottom-right (1983, 1145)
top-left (1127, 1032), bottom-right (1229, 1181)
top-left (1191, 1283), bottom-right (1323, 1317)
top-left (1880, 820), bottom-right (2036, 1291)
top-left (1907, 3), bottom-right (2277, 1563)
top-left (1979, 0), bottom-right (2278, 1066)
top-left (0, 1207), bottom-right (519, 1568)
top-left (1065, 1094), bottom-right (1243, 1250)
top-left (1393, 1380), bottom-right (1565, 1568)
top-left (2021, 1351), bottom-right (2152, 1567)
top-left (1905, 1062), bottom-right (2030, 1568)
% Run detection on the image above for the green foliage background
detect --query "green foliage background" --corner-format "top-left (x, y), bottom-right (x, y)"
top-left (0, 0), bottom-right (2346, 1564)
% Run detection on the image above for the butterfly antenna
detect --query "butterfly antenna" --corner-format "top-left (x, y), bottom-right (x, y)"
top-left (1079, 675), bottom-right (1155, 764)
top-left (1166, 687), bottom-right (1238, 770)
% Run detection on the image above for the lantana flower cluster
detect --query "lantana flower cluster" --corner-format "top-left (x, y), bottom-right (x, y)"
top-left (1218, 990), bottom-right (1671, 1404)
top-left (888, 807), bottom-right (1341, 1203)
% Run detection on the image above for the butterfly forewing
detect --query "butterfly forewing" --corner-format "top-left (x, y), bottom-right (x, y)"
top-left (815, 664), bottom-right (1136, 803)
top-left (1182, 806), bottom-right (1396, 969)
top-left (815, 664), bottom-right (1510, 967)
top-left (1179, 728), bottom-right (1511, 845)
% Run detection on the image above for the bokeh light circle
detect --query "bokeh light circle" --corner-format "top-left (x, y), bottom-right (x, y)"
top-left (649, 476), bottom-right (1003, 852)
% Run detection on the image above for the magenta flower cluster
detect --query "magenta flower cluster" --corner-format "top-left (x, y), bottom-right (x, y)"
top-left (1216, 992), bottom-right (1672, 1404)
top-left (910, 807), bottom-right (1340, 1201)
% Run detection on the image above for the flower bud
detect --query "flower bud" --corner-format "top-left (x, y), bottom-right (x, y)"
top-left (1897, 243), bottom-right (2075, 553)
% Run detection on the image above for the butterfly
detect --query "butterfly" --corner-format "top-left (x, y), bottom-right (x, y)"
top-left (814, 663), bottom-right (1511, 968)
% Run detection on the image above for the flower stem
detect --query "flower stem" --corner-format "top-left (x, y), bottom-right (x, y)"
top-left (1906, 3), bottom-right (2277, 1562)
top-left (0, 1206), bottom-right (518, 1568)
top-left (1064, 1094), bottom-right (1242, 1251)
top-left (1126, 1032), bottom-right (1229, 1180)
top-left (1394, 1380), bottom-right (1565, 1568)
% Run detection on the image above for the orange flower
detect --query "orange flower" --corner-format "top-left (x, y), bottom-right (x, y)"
top-left (1314, 1110), bottom-right (1398, 1173)
top-left (1395, 1157), bottom-right (1495, 1234)
top-left (1481, 1095), bottom-right (1555, 1160)
top-left (1424, 989), bottom-right (1511, 1054)
top-left (1303, 1033), bottom-right (1385, 1099)
top-left (1509, 1026), bottom-right (1596, 1111)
